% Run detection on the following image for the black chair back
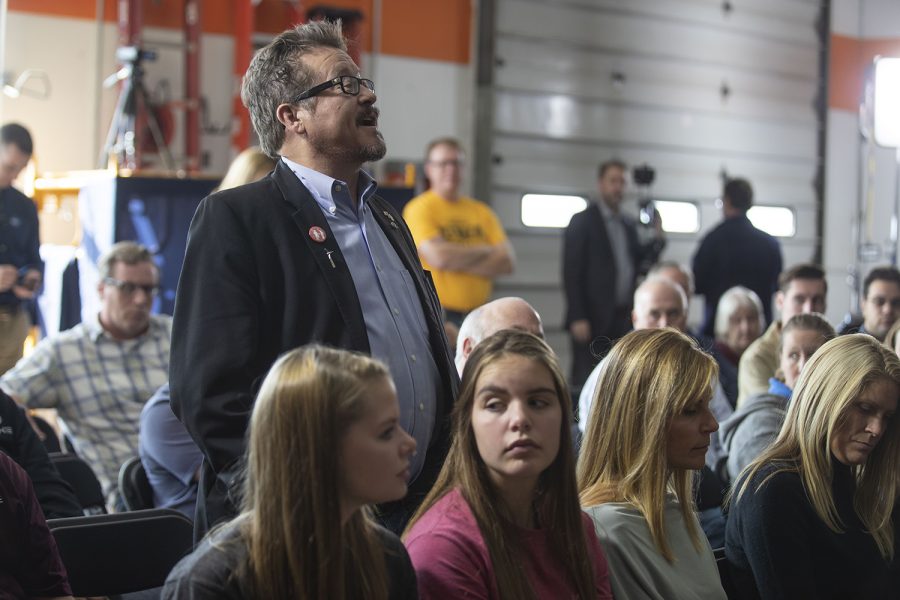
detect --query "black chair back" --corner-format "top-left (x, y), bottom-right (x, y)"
top-left (48, 508), bottom-right (194, 596)
top-left (49, 452), bottom-right (106, 514)
top-left (29, 414), bottom-right (61, 452)
top-left (119, 456), bottom-right (155, 511)
top-left (714, 546), bottom-right (737, 599)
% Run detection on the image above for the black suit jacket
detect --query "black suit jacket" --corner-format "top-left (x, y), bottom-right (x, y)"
top-left (170, 161), bottom-right (458, 529)
top-left (563, 203), bottom-right (661, 336)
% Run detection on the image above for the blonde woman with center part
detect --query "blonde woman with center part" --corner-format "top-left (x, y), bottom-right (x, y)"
top-left (725, 334), bottom-right (900, 599)
top-left (579, 328), bottom-right (727, 599)
top-left (163, 345), bottom-right (418, 599)
top-left (404, 330), bottom-right (612, 599)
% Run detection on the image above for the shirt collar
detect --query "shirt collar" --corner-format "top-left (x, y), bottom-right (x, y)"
top-left (86, 312), bottom-right (159, 343)
top-left (597, 198), bottom-right (619, 221)
top-left (281, 157), bottom-right (378, 216)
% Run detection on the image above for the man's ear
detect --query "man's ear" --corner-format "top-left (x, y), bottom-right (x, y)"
top-left (631, 310), bottom-right (637, 326)
top-left (775, 290), bottom-right (785, 312)
top-left (461, 336), bottom-right (474, 360)
top-left (275, 103), bottom-right (306, 134)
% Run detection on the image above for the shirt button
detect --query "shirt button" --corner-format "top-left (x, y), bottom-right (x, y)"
top-left (411, 354), bottom-right (417, 362)
top-left (335, 184), bottom-right (342, 191)
top-left (393, 308), bottom-right (400, 315)
top-left (419, 403), bottom-right (425, 411)
top-left (329, 206), bottom-right (336, 214)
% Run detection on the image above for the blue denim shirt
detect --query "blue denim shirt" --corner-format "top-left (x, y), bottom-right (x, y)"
top-left (282, 158), bottom-right (440, 480)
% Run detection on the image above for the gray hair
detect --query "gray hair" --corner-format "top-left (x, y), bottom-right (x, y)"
top-left (98, 241), bottom-right (156, 280)
top-left (714, 286), bottom-right (764, 341)
top-left (241, 20), bottom-right (347, 158)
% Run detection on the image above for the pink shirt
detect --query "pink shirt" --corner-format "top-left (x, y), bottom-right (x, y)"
top-left (405, 488), bottom-right (613, 599)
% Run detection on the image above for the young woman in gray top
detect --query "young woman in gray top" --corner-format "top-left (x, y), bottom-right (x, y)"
top-left (162, 345), bottom-right (419, 599)
top-left (578, 328), bottom-right (726, 600)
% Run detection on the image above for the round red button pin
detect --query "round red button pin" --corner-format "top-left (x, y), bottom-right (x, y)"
top-left (308, 226), bottom-right (327, 243)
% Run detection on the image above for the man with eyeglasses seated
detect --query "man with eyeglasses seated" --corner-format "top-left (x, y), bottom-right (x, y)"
top-left (402, 138), bottom-right (514, 327)
top-left (837, 266), bottom-right (900, 343)
top-left (171, 20), bottom-right (458, 536)
top-left (1, 241), bottom-right (170, 510)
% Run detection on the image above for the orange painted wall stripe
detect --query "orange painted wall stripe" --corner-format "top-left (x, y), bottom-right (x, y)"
top-left (830, 33), bottom-right (900, 112)
top-left (9, 0), bottom-right (469, 63)
top-left (381, 0), bottom-right (470, 63)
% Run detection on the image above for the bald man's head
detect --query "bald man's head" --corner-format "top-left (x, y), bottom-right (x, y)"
top-left (455, 297), bottom-right (544, 373)
top-left (632, 277), bottom-right (687, 331)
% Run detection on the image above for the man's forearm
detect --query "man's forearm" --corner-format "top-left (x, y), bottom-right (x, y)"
top-left (466, 243), bottom-right (514, 278)
top-left (419, 239), bottom-right (493, 271)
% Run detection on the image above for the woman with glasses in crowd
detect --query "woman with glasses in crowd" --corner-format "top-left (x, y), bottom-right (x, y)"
top-left (726, 334), bottom-right (900, 599)
top-left (578, 328), bottom-right (727, 599)
top-left (404, 330), bottom-right (612, 599)
top-left (163, 345), bottom-right (418, 599)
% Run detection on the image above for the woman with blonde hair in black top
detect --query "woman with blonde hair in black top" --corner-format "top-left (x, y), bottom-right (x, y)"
top-left (727, 334), bottom-right (900, 599)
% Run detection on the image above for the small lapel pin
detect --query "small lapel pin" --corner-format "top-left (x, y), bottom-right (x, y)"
top-left (382, 211), bottom-right (399, 229)
top-left (308, 226), bottom-right (327, 243)
top-left (326, 250), bottom-right (336, 269)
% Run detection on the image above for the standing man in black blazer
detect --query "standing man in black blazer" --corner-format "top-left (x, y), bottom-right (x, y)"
top-left (562, 159), bottom-right (664, 392)
top-left (170, 20), bottom-right (458, 535)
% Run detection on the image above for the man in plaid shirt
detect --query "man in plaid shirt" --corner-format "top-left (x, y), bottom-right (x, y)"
top-left (1, 241), bottom-right (170, 508)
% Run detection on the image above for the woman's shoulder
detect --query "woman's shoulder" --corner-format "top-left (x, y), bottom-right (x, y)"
top-left (406, 489), bottom-right (478, 539)
top-left (162, 521), bottom-right (247, 599)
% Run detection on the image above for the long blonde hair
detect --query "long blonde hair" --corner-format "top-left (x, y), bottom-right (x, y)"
top-left (578, 328), bottom-right (718, 562)
top-left (241, 345), bottom-right (391, 598)
top-left (733, 334), bottom-right (900, 561)
top-left (404, 330), bottom-right (596, 600)
top-left (216, 146), bottom-right (275, 192)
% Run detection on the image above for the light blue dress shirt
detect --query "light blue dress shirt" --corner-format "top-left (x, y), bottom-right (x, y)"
top-left (282, 158), bottom-right (440, 480)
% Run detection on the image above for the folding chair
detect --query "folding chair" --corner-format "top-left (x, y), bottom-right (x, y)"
top-left (48, 508), bottom-right (194, 597)
top-left (29, 414), bottom-right (61, 453)
top-left (49, 452), bottom-right (106, 514)
top-left (713, 546), bottom-right (737, 599)
top-left (119, 456), bottom-right (155, 511)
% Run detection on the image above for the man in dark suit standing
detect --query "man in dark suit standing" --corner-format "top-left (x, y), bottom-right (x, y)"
top-left (692, 178), bottom-right (783, 338)
top-left (563, 159), bottom-right (664, 391)
top-left (170, 20), bottom-right (458, 535)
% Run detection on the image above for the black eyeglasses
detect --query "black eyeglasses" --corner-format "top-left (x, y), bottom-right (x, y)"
top-left (104, 277), bottom-right (159, 297)
top-left (293, 75), bottom-right (375, 103)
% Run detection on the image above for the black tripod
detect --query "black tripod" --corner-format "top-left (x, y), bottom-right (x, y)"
top-left (99, 47), bottom-right (174, 171)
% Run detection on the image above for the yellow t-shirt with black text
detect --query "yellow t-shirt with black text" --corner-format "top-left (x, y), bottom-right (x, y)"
top-left (402, 190), bottom-right (507, 313)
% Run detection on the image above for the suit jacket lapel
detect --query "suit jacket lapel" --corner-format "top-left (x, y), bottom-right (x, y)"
top-left (271, 161), bottom-right (369, 353)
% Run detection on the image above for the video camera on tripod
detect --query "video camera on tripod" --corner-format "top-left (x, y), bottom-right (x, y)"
top-left (632, 164), bottom-right (656, 226)
top-left (99, 45), bottom-right (173, 171)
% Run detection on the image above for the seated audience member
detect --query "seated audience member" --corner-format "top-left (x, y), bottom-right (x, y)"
top-left (714, 286), bottom-right (764, 369)
top-left (1, 241), bottom-right (170, 508)
top-left (650, 261), bottom-right (738, 405)
top-left (0, 390), bottom-right (81, 518)
top-left (139, 383), bottom-right (203, 518)
top-left (579, 276), bottom-right (732, 430)
top-left (214, 146), bottom-right (275, 192)
top-left (726, 334), bottom-right (900, 599)
top-left (839, 266), bottom-right (900, 342)
top-left (0, 451), bottom-right (73, 600)
top-left (578, 328), bottom-right (726, 599)
top-left (716, 314), bottom-right (834, 483)
top-left (738, 263), bottom-right (827, 406)
top-left (163, 346), bottom-right (418, 599)
top-left (404, 330), bottom-right (612, 599)
top-left (454, 296), bottom-right (544, 373)
top-left (884, 319), bottom-right (900, 357)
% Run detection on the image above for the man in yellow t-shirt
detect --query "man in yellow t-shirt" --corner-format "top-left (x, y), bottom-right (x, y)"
top-left (403, 138), bottom-right (514, 324)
